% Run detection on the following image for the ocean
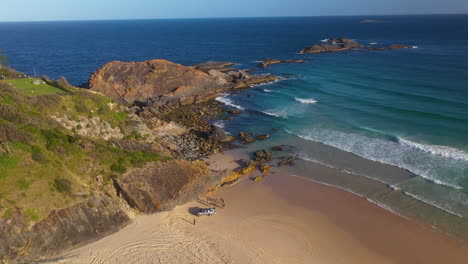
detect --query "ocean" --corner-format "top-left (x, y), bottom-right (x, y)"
top-left (1, 15), bottom-right (467, 240)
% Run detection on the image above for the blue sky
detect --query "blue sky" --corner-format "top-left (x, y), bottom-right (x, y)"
top-left (2, 0), bottom-right (468, 22)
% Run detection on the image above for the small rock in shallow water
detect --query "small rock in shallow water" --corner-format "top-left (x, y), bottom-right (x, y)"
top-left (256, 134), bottom-right (270, 140)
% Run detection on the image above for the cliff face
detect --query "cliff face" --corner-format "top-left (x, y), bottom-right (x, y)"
top-left (0, 195), bottom-right (130, 263)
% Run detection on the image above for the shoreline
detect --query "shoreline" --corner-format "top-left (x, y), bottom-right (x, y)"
top-left (49, 150), bottom-right (468, 264)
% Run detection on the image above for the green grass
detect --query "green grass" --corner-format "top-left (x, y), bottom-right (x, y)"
top-left (25, 208), bottom-right (40, 222)
top-left (2, 78), bottom-right (63, 96)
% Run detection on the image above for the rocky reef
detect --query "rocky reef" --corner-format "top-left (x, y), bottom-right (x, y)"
top-left (300, 37), bottom-right (412, 54)
top-left (299, 37), bottom-right (362, 54)
top-left (257, 59), bottom-right (305, 68)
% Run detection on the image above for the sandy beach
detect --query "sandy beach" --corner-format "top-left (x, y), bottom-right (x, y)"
top-left (48, 152), bottom-right (468, 264)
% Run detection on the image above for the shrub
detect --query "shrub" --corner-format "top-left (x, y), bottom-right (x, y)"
top-left (53, 178), bottom-right (72, 193)
top-left (0, 104), bottom-right (28, 124)
top-left (2, 208), bottom-right (13, 219)
top-left (29, 94), bottom-right (62, 110)
top-left (17, 179), bottom-right (31, 190)
top-left (0, 123), bottom-right (32, 143)
top-left (31, 146), bottom-right (48, 164)
top-left (110, 158), bottom-right (127, 174)
top-left (24, 208), bottom-right (39, 222)
top-left (57, 76), bottom-right (70, 88)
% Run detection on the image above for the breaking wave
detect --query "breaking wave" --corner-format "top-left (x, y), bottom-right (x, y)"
top-left (398, 138), bottom-right (468, 162)
top-left (295, 97), bottom-right (317, 104)
top-left (260, 110), bottom-right (288, 118)
top-left (286, 128), bottom-right (467, 190)
top-left (263, 89), bottom-right (273, 93)
top-left (215, 95), bottom-right (245, 110)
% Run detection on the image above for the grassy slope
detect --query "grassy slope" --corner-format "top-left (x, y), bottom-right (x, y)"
top-left (0, 80), bottom-right (169, 223)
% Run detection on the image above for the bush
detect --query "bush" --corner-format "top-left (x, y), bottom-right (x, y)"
top-left (24, 208), bottom-right (39, 222)
top-left (53, 178), bottom-right (72, 193)
top-left (0, 104), bottom-right (28, 124)
top-left (29, 94), bottom-right (62, 110)
top-left (110, 158), bottom-right (127, 174)
top-left (31, 146), bottom-right (48, 164)
top-left (0, 123), bottom-right (32, 143)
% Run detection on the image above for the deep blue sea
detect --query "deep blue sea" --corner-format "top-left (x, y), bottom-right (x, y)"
top-left (1, 15), bottom-right (468, 239)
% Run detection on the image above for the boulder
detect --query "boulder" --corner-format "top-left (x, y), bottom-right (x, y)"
top-left (256, 134), bottom-right (270, 140)
top-left (278, 157), bottom-right (297, 166)
top-left (210, 126), bottom-right (235, 143)
top-left (32, 79), bottom-right (41, 85)
top-left (239, 131), bottom-right (255, 144)
top-left (272, 146), bottom-right (283, 151)
top-left (253, 149), bottom-right (272, 162)
top-left (257, 59), bottom-right (306, 68)
top-left (115, 160), bottom-right (224, 213)
top-left (259, 165), bottom-right (271, 173)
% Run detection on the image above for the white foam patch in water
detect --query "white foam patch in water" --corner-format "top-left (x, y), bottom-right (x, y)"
top-left (263, 89), bottom-right (273, 93)
top-left (370, 42), bottom-right (379, 45)
top-left (412, 46), bottom-right (419, 49)
top-left (215, 95), bottom-right (245, 110)
top-left (261, 110), bottom-right (288, 118)
top-left (212, 120), bottom-right (227, 130)
top-left (320, 39), bottom-right (329, 42)
top-left (295, 97), bottom-right (317, 104)
top-left (286, 128), bottom-right (466, 190)
top-left (389, 184), bottom-right (401, 191)
top-left (398, 138), bottom-right (468, 162)
top-left (403, 192), bottom-right (465, 218)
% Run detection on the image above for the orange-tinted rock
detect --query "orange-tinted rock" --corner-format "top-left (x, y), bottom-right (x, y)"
top-left (89, 59), bottom-right (225, 105)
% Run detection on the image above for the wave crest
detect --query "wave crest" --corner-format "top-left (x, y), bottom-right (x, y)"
top-left (295, 97), bottom-right (317, 104)
top-left (398, 138), bottom-right (468, 162)
top-left (215, 95), bottom-right (245, 110)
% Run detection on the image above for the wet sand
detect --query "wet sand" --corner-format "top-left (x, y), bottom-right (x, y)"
top-left (50, 152), bottom-right (468, 264)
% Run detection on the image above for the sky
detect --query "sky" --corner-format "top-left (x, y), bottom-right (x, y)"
top-left (1, 0), bottom-right (468, 22)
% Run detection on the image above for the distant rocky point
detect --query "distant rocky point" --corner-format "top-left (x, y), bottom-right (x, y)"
top-left (360, 20), bottom-right (380, 23)
top-left (257, 59), bottom-right (305, 68)
top-left (299, 37), bottom-right (412, 54)
top-left (299, 37), bottom-right (362, 54)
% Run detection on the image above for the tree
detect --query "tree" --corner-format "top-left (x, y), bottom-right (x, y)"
top-left (0, 49), bottom-right (8, 68)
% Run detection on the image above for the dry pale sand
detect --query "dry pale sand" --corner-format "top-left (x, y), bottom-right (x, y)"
top-left (49, 152), bottom-right (468, 264)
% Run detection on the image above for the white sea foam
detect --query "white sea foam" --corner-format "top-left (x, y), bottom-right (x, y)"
top-left (261, 110), bottom-right (288, 118)
top-left (398, 138), bottom-right (468, 162)
top-left (285, 128), bottom-right (466, 190)
top-left (215, 95), bottom-right (245, 110)
top-left (412, 46), bottom-right (419, 49)
top-left (403, 192), bottom-right (465, 218)
top-left (320, 39), bottom-right (329, 42)
top-left (295, 97), bottom-right (317, 104)
top-left (263, 89), bottom-right (273, 93)
top-left (212, 120), bottom-right (226, 129)
top-left (370, 42), bottom-right (378, 45)
top-left (389, 184), bottom-right (401, 191)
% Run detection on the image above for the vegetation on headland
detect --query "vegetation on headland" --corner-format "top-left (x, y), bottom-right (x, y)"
top-left (0, 74), bottom-right (169, 224)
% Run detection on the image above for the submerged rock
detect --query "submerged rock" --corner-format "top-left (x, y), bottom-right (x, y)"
top-left (371, 44), bottom-right (412, 50)
top-left (278, 157), bottom-right (297, 166)
top-left (253, 149), bottom-right (272, 162)
top-left (256, 134), bottom-right (270, 140)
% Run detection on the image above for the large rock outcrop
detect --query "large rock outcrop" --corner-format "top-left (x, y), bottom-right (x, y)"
top-left (88, 59), bottom-right (279, 108)
top-left (0, 195), bottom-right (130, 264)
top-left (114, 160), bottom-right (228, 213)
top-left (299, 37), bottom-right (362, 54)
top-left (88, 59), bottom-right (226, 105)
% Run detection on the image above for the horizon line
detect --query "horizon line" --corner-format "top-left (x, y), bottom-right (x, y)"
top-left (1, 12), bottom-right (467, 23)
